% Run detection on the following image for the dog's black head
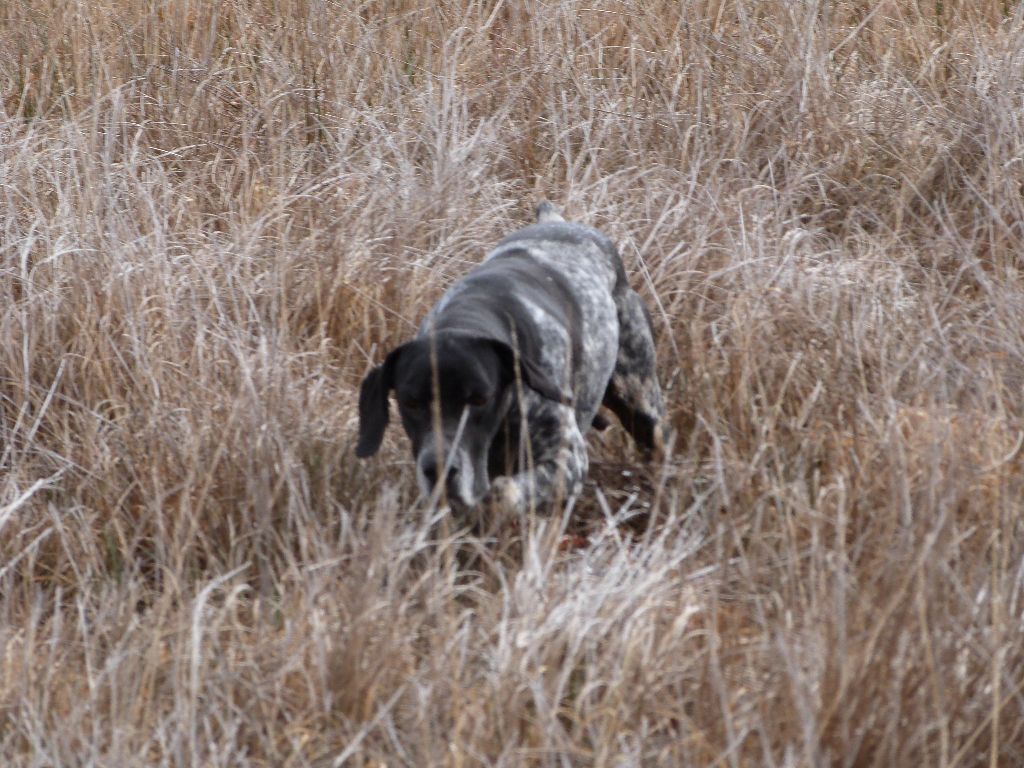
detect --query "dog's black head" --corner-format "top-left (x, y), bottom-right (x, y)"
top-left (356, 333), bottom-right (566, 507)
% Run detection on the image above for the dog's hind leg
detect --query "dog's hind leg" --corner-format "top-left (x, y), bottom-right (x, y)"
top-left (603, 288), bottom-right (668, 460)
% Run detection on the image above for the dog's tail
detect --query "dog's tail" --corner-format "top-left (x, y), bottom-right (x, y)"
top-left (535, 200), bottom-right (565, 223)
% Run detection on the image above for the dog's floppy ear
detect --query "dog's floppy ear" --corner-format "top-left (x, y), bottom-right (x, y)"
top-left (490, 339), bottom-right (573, 406)
top-left (355, 346), bottom-right (403, 458)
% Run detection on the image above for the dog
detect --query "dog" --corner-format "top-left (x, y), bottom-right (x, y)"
top-left (356, 201), bottom-right (667, 518)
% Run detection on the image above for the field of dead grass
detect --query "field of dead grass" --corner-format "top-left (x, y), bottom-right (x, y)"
top-left (2, 0), bottom-right (1024, 765)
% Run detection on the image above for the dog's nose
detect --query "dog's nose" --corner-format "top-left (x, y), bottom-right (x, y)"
top-left (422, 459), bottom-right (458, 491)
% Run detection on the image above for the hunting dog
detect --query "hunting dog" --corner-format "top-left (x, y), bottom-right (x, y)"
top-left (356, 202), bottom-right (666, 517)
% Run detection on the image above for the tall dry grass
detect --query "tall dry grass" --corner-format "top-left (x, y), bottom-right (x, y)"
top-left (2, 0), bottom-right (1023, 764)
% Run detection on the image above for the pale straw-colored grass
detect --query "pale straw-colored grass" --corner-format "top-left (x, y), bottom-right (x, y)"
top-left (2, 1), bottom-right (1023, 765)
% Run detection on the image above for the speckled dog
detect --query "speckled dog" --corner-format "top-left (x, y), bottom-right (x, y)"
top-left (356, 202), bottom-right (666, 518)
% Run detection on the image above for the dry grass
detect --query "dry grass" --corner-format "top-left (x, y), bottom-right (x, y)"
top-left (2, 0), bottom-right (1024, 765)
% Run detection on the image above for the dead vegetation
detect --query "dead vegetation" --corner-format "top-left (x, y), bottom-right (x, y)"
top-left (2, 0), bottom-right (1023, 765)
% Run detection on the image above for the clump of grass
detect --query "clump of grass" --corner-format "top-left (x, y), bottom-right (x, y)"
top-left (2, 1), bottom-right (1023, 764)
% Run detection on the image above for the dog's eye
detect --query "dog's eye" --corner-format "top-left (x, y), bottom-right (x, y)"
top-left (466, 393), bottom-right (488, 407)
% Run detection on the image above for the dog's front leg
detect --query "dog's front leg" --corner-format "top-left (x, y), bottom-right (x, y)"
top-left (483, 398), bottom-right (588, 518)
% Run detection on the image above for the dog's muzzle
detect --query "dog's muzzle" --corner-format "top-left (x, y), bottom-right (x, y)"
top-left (416, 446), bottom-right (479, 508)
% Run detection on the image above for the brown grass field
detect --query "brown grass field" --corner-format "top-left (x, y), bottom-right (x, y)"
top-left (2, 0), bottom-right (1024, 765)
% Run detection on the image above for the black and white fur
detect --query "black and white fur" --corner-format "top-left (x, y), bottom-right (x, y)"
top-left (356, 202), bottom-right (666, 517)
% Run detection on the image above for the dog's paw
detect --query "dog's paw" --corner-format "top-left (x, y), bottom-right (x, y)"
top-left (481, 477), bottom-right (524, 518)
